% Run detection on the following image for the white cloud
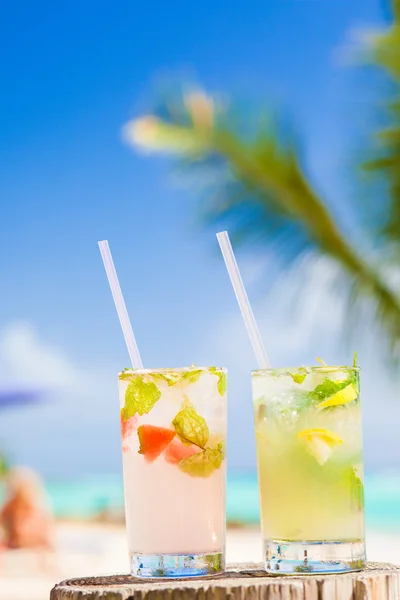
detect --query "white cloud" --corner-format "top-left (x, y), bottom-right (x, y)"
top-left (0, 320), bottom-right (117, 428)
top-left (0, 321), bottom-right (119, 477)
top-left (0, 322), bottom-right (81, 389)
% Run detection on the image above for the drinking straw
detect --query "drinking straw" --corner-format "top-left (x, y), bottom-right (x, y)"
top-left (216, 231), bottom-right (271, 369)
top-left (98, 240), bottom-right (143, 369)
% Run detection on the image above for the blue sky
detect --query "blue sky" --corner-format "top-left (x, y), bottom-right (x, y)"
top-left (1, 0), bottom-right (396, 478)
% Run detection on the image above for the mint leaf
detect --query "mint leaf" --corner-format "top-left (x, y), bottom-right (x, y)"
top-left (209, 367), bottom-right (227, 395)
top-left (119, 369), bottom-right (137, 381)
top-left (308, 378), bottom-right (352, 403)
top-left (289, 369), bottom-right (307, 385)
top-left (350, 369), bottom-right (358, 386)
top-left (150, 372), bottom-right (181, 386)
top-left (178, 446), bottom-right (224, 477)
top-left (179, 369), bottom-right (203, 384)
top-left (204, 553), bottom-right (223, 572)
top-left (119, 369), bottom-right (205, 388)
top-left (218, 373), bottom-right (227, 395)
top-left (348, 466), bottom-right (364, 510)
top-left (353, 476), bottom-right (364, 510)
top-left (151, 369), bottom-right (203, 387)
top-left (121, 377), bottom-right (161, 420)
top-left (172, 407), bottom-right (209, 448)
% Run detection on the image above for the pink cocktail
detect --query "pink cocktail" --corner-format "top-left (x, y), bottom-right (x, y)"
top-left (119, 365), bottom-right (227, 578)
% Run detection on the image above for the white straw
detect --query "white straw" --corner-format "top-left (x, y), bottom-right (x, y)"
top-left (98, 240), bottom-right (143, 369)
top-left (216, 231), bottom-right (271, 369)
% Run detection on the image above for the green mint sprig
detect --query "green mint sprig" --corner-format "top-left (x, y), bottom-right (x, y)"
top-left (180, 369), bottom-right (203, 385)
top-left (119, 369), bottom-right (204, 386)
top-left (178, 444), bottom-right (224, 478)
top-left (308, 378), bottom-right (350, 402)
top-left (121, 377), bottom-right (161, 421)
top-left (204, 553), bottom-right (223, 572)
top-left (289, 368), bottom-right (308, 385)
top-left (149, 372), bottom-right (181, 386)
top-left (209, 367), bottom-right (227, 395)
top-left (307, 371), bottom-right (358, 404)
top-left (119, 368), bottom-right (136, 381)
top-left (172, 407), bottom-right (209, 448)
top-left (151, 370), bottom-right (203, 386)
top-left (172, 406), bottom-right (224, 477)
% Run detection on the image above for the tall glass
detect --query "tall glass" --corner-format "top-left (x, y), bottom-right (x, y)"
top-left (252, 366), bottom-right (366, 574)
top-left (119, 366), bottom-right (227, 578)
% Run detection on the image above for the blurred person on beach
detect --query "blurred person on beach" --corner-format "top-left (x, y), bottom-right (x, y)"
top-left (0, 466), bottom-right (54, 551)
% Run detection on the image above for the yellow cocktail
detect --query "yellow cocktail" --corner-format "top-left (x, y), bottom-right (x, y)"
top-left (253, 366), bottom-right (366, 573)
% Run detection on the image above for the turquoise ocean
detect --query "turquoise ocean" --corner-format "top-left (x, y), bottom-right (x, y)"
top-left (29, 470), bottom-right (400, 532)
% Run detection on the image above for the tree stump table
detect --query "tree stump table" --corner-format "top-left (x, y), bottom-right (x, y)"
top-left (50, 562), bottom-right (400, 600)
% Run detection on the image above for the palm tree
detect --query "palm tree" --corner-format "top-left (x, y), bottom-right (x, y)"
top-left (124, 1), bottom-right (400, 363)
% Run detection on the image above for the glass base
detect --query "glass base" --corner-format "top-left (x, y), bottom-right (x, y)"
top-left (130, 551), bottom-right (225, 578)
top-left (264, 539), bottom-right (366, 574)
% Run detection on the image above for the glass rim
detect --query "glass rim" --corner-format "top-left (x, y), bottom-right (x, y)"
top-left (119, 365), bottom-right (227, 376)
top-left (252, 365), bottom-right (360, 376)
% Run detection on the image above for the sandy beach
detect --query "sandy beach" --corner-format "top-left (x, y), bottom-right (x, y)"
top-left (0, 522), bottom-right (399, 600)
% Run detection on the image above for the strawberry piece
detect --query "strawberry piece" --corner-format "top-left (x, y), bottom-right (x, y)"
top-left (164, 437), bottom-right (202, 465)
top-left (137, 425), bottom-right (175, 462)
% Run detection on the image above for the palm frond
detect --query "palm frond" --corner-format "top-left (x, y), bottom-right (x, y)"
top-left (360, 1), bottom-right (400, 251)
top-left (125, 88), bottom-right (400, 362)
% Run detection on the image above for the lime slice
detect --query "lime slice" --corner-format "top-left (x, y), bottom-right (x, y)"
top-left (317, 383), bottom-right (358, 410)
top-left (298, 427), bottom-right (343, 465)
